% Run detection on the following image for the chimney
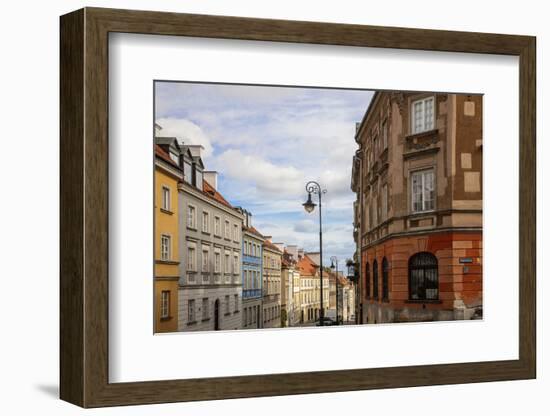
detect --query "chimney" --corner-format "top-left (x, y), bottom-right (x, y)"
top-left (286, 245), bottom-right (298, 259)
top-left (298, 248), bottom-right (304, 259)
top-left (204, 171), bottom-right (218, 190)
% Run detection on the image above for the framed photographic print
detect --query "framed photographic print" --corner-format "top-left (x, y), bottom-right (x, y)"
top-left (60, 7), bottom-right (536, 408)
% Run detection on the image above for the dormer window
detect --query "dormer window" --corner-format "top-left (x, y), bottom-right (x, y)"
top-left (195, 168), bottom-right (203, 191)
top-left (183, 161), bottom-right (192, 184)
top-left (169, 151), bottom-right (179, 164)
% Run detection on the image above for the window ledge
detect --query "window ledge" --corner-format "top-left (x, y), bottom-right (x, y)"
top-left (160, 208), bottom-right (174, 215)
top-left (201, 318), bottom-right (210, 322)
top-left (159, 316), bottom-right (172, 321)
top-left (187, 226), bottom-right (198, 231)
top-left (155, 260), bottom-right (180, 265)
top-left (187, 321), bottom-right (197, 326)
top-left (224, 312), bottom-right (231, 316)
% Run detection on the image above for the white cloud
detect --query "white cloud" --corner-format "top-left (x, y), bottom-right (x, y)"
top-left (293, 219), bottom-right (317, 233)
top-left (156, 118), bottom-right (213, 157)
top-left (213, 149), bottom-right (305, 197)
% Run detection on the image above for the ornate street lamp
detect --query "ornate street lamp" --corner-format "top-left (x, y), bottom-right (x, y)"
top-left (303, 181), bottom-right (327, 325)
top-left (330, 256), bottom-right (340, 325)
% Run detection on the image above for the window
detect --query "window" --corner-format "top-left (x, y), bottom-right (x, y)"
top-left (187, 205), bottom-right (196, 229)
top-left (234, 294), bottom-right (239, 312)
top-left (160, 235), bottom-right (170, 261)
top-left (202, 298), bottom-right (209, 320)
top-left (381, 120), bottom-right (388, 150)
top-left (233, 254), bottom-right (239, 274)
top-left (187, 247), bottom-right (196, 271)
top-left (225, 253), bottom-right (230, 273)
top-left (214, 252), bottom-right (221, 273)
top-left (225, 295), bottom-right (230, 314)
top-left (202, 211), bottom-right (210, 233)
top-left (188, 299), bottom-right (195, 322)
top-left (373, 135), bottom-right (378, 157)
top-left (224, 220), bottom-right (230, 239)
top-left (214, 216), bottom-right (221, 236)
top-left (195, 169), bottom-right (203, 191)
top-left (365, 262), bottom-right (370, 298)
top-left (183, 161), bottom-right (192, 183)
top-left (202, 249), bottom-right (209, 272)
top-left (161, 186), bottom-right (170, 211)
top-left (411, 169), bottom-right (435, 212)
top-left (382, 257), bottom-right (389, 301)
top-left (411, 96), bottom-right (435, 134)
top-left (381, 184), bottom-right (388, 221)
top-left (409, 252), bottom-right (438, 300)
top-left (233, 224), bottom-right (239, 241)
top-left (169, 151), bottom-right (179, 164)
top-left (160, 290), bottom-right (170, 319)
top-left (372, 260), bottom-right (379, 299)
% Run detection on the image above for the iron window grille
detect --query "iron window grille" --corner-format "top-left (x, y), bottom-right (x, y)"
top-left (408, 252), bottom-right (439, 300)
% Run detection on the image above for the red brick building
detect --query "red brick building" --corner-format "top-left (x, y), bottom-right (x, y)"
top-left (351, 92), bottom-right (483, 323)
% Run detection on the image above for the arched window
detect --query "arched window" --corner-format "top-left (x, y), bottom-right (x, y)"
top-left (408, 252), bottom-right (438, 300)
top-left (372, 260), bottom-right (379, 299)
top-left (382, 257), bottom-right (389, 301)
top-left (365, 262), bottom-right (371, 298)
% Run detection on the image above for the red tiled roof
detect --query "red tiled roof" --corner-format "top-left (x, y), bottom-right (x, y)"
top-left (263, 239), bottom-right (282, 254)
top-left (154, 144), bottom-right (180, 169)
top-left (243, 225), bottom-right (264, 239)
top-left (296, 254), bottom-right (319, 276)
top-left (202, 179), bottom-right (233, 209)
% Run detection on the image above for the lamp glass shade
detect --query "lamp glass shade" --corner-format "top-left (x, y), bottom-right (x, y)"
top-left (302, 193), bottom-right (316, 213)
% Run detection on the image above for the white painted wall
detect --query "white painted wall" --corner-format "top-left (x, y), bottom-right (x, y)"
top-left (0, 0), bottom-right (547, 415)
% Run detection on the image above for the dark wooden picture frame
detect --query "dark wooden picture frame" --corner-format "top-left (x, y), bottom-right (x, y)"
top-left (60, 7), bottom-right (536, 408)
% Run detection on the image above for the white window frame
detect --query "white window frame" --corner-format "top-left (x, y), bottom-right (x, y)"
top-left (160, 290), bottom-right (170, 319)
top-left (381, 119), bottom-right (388, 150)
top-left (161, 185), bottom-right (170, 211)
top-left (225, 252), bottom-right (230, 274)
top-left (214, 216), bottom-right (221, 237)
top-left (187, 246), bottom-right (196, 271)
top-left (224, 220), bottom-right (230, 239)
top-left (411, 169), bottom-right (436, 213)
top-left (202, 248), bottom-right (209, 273)
top-left (202, 210), bottom-right (210, 233)
top-left (233, 223), bottom-right (239, 241)
top-left (233, 254), bottom-right (239, 274)
top-left (214, 251), bottom-right (221, 274)
top-left (160, 234), bottom-right (171, 261)
top-left (411, 96), bottom-right (435, 134)
top-left (187, 204), bottom-right (196, 229)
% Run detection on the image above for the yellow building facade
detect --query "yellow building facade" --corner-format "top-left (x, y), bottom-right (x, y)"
top-left (154, 142), bottom-right (183, 332)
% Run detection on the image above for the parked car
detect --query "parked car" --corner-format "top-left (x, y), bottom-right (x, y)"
top-left (315, 317), bottom-right (336, 326)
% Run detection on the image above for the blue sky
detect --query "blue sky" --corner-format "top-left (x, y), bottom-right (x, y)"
top-left (155, 82), bottom-right (373, 266)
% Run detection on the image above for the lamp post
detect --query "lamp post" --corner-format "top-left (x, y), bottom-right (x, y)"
top-left (330, 256), bottom-right (339, 325)
top-left (303, 181), bottom-right (327, 326)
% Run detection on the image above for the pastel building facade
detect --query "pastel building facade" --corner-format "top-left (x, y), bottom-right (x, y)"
top-left (262, 240), bottom-right (282, 328)
top-left (238, 208), bottom-right (264, 329)
top-left (177, 146), bottom-right (244, 331)
top-left (154, 135), bottom-right (183, 332)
